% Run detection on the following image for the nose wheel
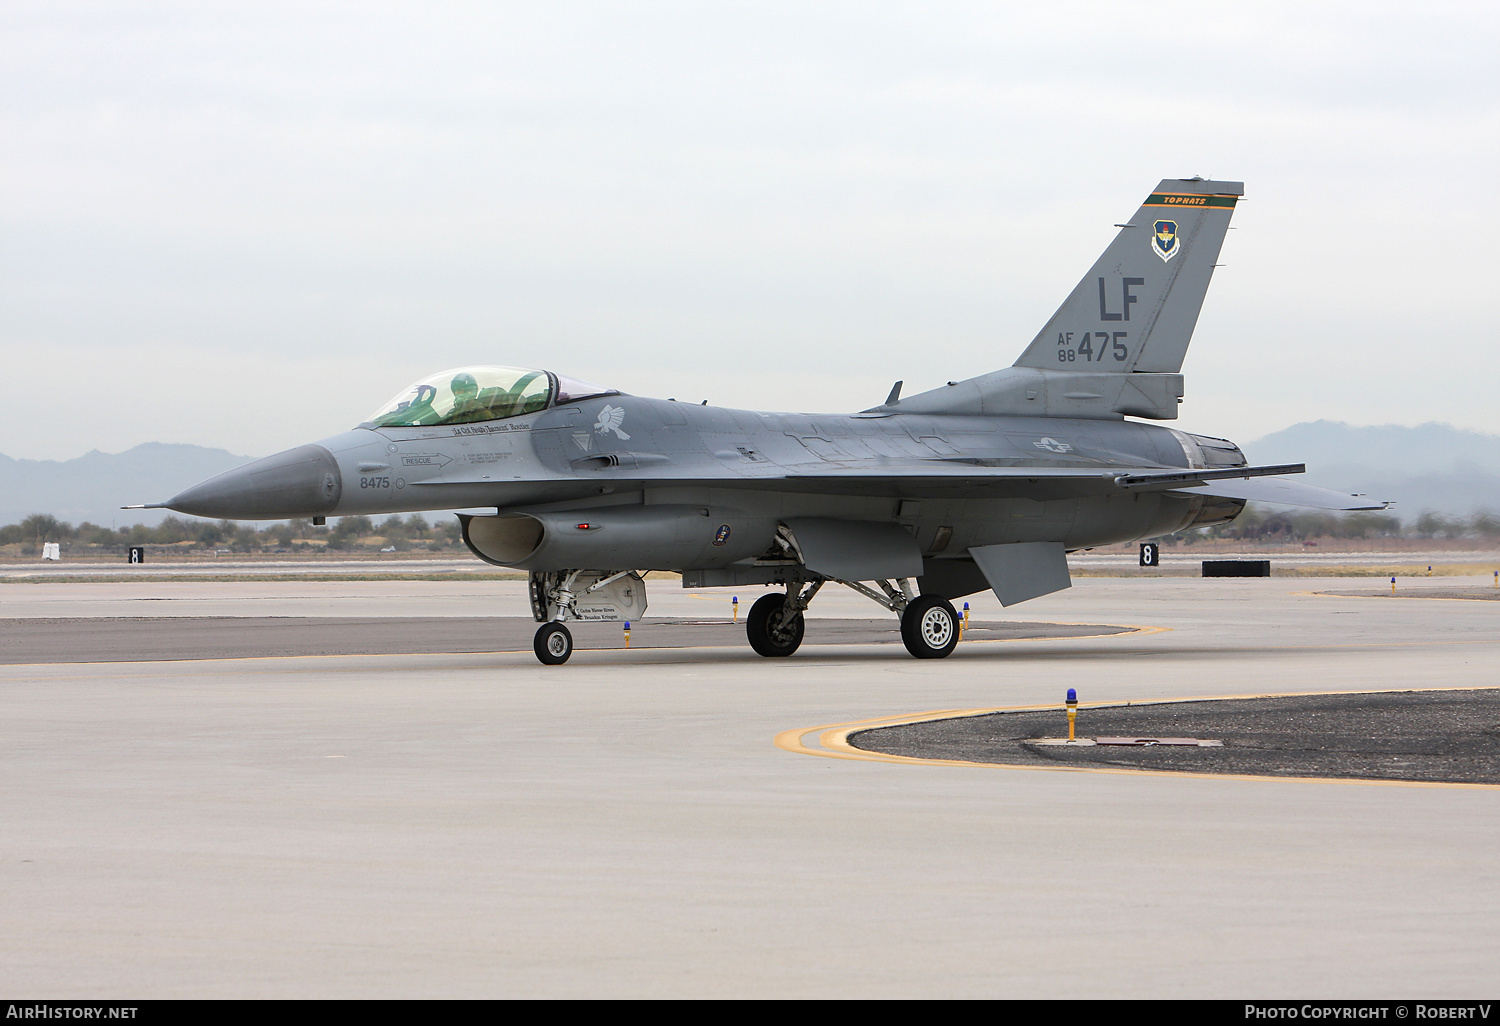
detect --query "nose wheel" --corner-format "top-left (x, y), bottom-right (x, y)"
top-left (534, 622), bottom-right (574, 665)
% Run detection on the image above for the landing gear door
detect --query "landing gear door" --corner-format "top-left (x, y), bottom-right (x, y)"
top-left (572, 571), bottom-right (648, 621)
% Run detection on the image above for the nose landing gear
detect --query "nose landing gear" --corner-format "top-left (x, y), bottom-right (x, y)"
top-left (527, 569), bottom-right (645, 665)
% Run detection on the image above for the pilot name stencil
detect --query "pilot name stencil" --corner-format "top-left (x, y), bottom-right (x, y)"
top-left (451, 422), bottom-right (530, 436)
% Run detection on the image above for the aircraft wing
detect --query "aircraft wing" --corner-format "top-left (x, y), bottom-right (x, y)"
top-left (782, 462), bottom-right (1383, 509)
top-left (562, 460), bottom-right (1385, 509)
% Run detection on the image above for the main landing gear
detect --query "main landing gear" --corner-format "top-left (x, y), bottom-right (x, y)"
top-left (745, 577), bottom-right (960, 660)
top-left (899, 594), bottom-right (960, 659)
top-left (745, 582), bottom-right (818, 657)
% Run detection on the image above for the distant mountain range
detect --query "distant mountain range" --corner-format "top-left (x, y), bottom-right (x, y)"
top-left (3, 421), bottom-right (1498, 527)
top-left (1240, 421), bottom-right (1500, 516)
top-left (0, 443), bottom-right (255, 528)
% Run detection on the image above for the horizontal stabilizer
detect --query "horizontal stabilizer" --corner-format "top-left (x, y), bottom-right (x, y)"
top-left (1116, 464), bottom-right (1305, 490)
top-left (1173, 478), bottom-right (1389, 511)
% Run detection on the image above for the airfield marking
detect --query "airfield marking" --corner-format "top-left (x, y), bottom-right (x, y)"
top-left (776, 687), bottom-right (1500, 790)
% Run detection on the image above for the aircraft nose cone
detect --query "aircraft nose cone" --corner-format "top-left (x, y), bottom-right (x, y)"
top-left (165, 444), bottom-right (342, 519)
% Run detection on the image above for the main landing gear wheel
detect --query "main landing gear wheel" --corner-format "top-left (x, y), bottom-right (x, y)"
top-left (746, 593), bottom-right (805, 657)
top-left (900, 595), bottom-right (959, 659)
top-left (534, 622), bottom-right (574, 665)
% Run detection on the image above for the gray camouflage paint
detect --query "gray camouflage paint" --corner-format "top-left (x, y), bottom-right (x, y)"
top-left (155, 178), bottom-right (1379, 605)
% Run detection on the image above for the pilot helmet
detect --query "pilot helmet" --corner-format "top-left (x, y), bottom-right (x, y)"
top-left (450, 372), bottom-right (479, 398)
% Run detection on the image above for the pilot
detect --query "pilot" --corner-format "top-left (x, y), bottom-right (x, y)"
top-left (446, 372), bottom-right (491, 422)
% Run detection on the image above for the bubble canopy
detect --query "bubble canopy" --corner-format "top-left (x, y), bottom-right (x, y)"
top-left (363, 366), bottom-right (618, 429)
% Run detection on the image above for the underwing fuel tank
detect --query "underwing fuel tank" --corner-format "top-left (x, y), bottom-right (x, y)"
top-left (460, 506), bottom-right (778, 572)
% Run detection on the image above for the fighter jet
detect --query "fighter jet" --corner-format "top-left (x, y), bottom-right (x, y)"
top-left (135, 177), bottom-right (1382, 664)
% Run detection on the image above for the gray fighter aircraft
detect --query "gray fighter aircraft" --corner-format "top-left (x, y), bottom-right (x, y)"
top-left (135, 177), bottom-right (1382, 664)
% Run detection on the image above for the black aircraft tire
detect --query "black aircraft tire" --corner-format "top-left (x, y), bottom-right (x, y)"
top-left (746, 594), bottom-right (805, 657)
top-left (900, 595), bottom-right (959, 659)
top-left (534, 622), bottom-right (574, 665)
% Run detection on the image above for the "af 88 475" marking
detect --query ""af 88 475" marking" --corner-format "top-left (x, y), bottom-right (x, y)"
top-left (1057, 331), bottom-right (1128, 362)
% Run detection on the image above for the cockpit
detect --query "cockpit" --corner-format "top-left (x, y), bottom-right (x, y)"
top-left (363, 366), bottom-right (619, 429)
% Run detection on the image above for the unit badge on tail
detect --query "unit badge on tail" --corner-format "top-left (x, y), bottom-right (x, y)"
top-left (1152, 220), bottom-right (1179, 262)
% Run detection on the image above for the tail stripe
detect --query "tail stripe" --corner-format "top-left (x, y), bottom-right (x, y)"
top-left (1142, 192), bottom-right (1239, 209)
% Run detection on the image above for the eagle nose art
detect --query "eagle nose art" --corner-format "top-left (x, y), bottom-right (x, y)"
top-left (165, 444), bottom-right (342, 519)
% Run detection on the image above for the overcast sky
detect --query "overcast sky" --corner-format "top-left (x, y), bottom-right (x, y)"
top-left (3, 1), bottom-right (1497, 461)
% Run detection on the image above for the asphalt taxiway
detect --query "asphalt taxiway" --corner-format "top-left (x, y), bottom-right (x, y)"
top-left (0, 616), bottom-right (1128, 663)
top-left (2, 574), bottom-right (1498, 997)
top-left (844, 688), bottom-right (1500, 784)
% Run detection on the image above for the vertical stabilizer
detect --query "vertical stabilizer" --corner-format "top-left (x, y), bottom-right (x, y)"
top-left (1012, 178), bottom-right (1242, 374)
